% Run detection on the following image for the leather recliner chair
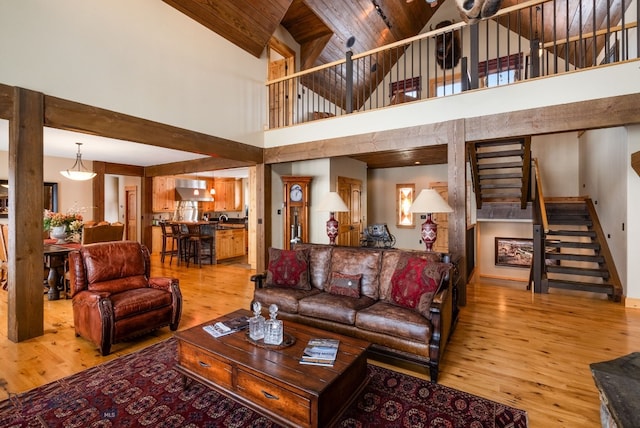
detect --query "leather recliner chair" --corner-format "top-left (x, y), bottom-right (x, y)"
top-left (68, 241), bottom-right (182, 355)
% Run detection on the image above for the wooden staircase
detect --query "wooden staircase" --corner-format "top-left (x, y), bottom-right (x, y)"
top-left (468, 136), bottom-right (531, 210)
top-left (542, 198), bottom-right (622, 301)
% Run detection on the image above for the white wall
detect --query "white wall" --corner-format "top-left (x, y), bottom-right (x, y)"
top-left (579, 127), bottom-right (628, 293)
top-left (0, 151), bottom-right (94, 221)
top-left (367, 164), bottom-right (448, 250)
top-left (626, 125), bottom-right (640, 304)
top-left (532, 133), bottom-right (580, 197)
top-left (0, 0), bottom-right (267, 147)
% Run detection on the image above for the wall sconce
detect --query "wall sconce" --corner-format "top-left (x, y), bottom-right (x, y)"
top-left (396, 184), bottom-right (415, 227)
top-left (409, 188), bottom-right (453, 251)
top-left (316, 192), bottom-right (349, 245)
top-left (59, 142), bottom-right (96, 181)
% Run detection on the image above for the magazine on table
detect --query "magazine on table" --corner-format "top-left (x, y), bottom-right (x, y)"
top-left (300, 338), bottom-right (340, 366)
top-left (203, 315), bottom-right (249, 338)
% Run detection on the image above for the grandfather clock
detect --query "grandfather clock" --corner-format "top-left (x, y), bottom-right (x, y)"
top-left (282, 176), bottom-right (312, 250)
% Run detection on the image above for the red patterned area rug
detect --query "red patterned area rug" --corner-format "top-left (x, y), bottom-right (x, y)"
top-left (0, 338), bottom-right (528, 427)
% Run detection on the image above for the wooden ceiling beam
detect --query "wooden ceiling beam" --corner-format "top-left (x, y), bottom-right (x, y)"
top-left (0, 83), bottom-right (13, 121)
top-left (145, 157), bottom-right (253, 177)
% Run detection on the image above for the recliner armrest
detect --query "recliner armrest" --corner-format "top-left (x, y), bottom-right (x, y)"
top-left (251, 273), bottom-right (267, 288)
top-left (149, 276), bottom-right (179, 291)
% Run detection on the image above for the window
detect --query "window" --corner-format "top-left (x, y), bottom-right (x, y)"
top-left (429, 73), bottom-right (463, 97)
top-left (390, 77), bottom-right (421, 105)
top-left (479, 53), bottom-right (523, 87)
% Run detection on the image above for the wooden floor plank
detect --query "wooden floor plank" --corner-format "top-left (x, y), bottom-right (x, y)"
top-left (2, 254), bottom-right (639, 427)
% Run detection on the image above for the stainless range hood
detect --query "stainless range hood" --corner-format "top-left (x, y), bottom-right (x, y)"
top-left (174, 179), bottom-right (213, 202)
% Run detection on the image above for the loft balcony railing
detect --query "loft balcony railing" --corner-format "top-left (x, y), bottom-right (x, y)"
top-left (266, 0), bottom-right (639, 129)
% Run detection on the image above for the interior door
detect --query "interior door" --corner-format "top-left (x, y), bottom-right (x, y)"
top-left (125, 186), bottom-right (137, 241)
top-left (336, 177), bottom-right (362, 247)
top-left (268, 38), bottom-right (295, 129)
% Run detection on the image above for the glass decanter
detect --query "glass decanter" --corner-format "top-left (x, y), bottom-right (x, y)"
top-left (263, 304), bottom-right (283, 345)
top-left (249, 301), bottom-right (265, 341)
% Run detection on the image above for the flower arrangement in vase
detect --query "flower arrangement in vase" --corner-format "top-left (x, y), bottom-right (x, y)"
top-left (44, 209), bottom-right (84, 243)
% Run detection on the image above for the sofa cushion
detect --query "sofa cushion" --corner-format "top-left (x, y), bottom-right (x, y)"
top-left (295, 243), bottom-right (333, 290)
top-left (327, 272), bottom-right (362, 298)
top-left (254, 287), bottom-right (321, 314)
top-left (265, 247), bottom-right (311, 290)
top-left (110, 287), bottom-right (172, 320)
top-left (356, 301), bottom-right (432, 342)
top-left (329, 247), bottom-right (382, 299)
top-left (390, 256), bottom-right (444, 309)
top-left (298, 292), bottom-right (375, 325)
top-left (379, 250), bottom-right (443, 302)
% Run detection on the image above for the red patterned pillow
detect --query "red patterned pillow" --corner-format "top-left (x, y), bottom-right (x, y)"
top-left (390, 256), bottom-right (442, 309)
top-left (327, 272), bottom-right (362, 298)
top-left (266, 247), bottom-right (311, 290)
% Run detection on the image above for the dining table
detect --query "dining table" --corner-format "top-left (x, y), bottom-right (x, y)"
top-left (43, 240), bottom-right (80, 300)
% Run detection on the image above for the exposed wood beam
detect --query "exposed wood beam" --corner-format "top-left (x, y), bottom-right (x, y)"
top-left (0, 83), bottom-right (13, 120)
top-left (43, 95), bottom-right (264, 164)
top-left (264, 120), bottom-right (456, 164)
top-left (145, 157), bottom-right (253, 177)
top-left (448, 119), bottom-right (467, 306)
top-left (465, 93), bottom-right (640, 142)
top-left (8, 87), bottom-right (44, 342)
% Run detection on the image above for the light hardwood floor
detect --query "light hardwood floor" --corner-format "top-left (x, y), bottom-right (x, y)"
top-left (2, 254), bottom-right (639, 427)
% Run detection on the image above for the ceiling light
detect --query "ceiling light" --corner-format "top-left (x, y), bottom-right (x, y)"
top-left (60, 143), bottom-right (96, 181)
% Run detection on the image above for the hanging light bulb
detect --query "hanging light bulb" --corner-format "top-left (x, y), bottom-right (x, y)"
top-left (60, 143), bottom-right (96, 181)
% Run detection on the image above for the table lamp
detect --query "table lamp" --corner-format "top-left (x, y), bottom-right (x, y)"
top-left (409, 188), bottom-right (453, 251)
top-left (317, 192), bottom-right (349, 245)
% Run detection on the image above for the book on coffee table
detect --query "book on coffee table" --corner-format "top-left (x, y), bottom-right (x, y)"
top-left (203, 315), bottom-right (249, 338)
top-left (300, 338), bottom-right (340, 366)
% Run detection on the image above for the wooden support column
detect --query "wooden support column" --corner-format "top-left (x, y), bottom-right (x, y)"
top-left (448, 119), bottom-right (467, 306)
top-left (8, 87), bottom-right (44, 341)
top-left (255, 163), bottom-right (271, 273)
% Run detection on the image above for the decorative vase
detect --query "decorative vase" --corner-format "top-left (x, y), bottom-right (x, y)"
top-left (50, 225), bottom-right (67, 244)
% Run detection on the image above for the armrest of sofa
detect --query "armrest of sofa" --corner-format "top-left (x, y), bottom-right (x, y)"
top-left (427, 264), bottom-right (456, 363)
top-left (251, 272), bottom-right (267, 288)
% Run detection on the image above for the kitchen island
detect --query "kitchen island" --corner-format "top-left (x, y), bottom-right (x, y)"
top-left (152, 220), bottom-right (246, 262)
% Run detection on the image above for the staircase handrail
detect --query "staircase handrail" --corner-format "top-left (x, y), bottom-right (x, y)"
top-left (533, 158), bottom-right (549, 234)
top-left (585, 198), bottom-right (623, 294)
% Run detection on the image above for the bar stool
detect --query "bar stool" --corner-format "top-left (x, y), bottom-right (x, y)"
top-left (185, 223), bottom-right (214, 268)
top-left (169, 223), bottom-right (188, 266)
top-left (159, 221), bottom-right (176, 263)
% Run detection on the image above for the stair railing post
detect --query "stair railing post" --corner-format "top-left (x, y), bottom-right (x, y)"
top-left (533, 224), bottom-right (545, 293)
top-left (345, 50), bottom-right (353, 114)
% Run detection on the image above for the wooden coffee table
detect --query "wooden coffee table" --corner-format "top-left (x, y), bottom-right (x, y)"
top-left (175, 309), bottom-right (370, 428)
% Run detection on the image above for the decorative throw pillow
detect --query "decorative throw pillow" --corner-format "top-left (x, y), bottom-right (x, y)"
top-left (266, 247), bottom-right (311, 290)
top-left (327, 272), bottom-right (362, 298)
top-left (390, 256), bottom-right (442, 309)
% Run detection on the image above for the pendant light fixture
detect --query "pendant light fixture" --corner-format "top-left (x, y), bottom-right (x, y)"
top-left (60, 142), bottom-right (97, 181)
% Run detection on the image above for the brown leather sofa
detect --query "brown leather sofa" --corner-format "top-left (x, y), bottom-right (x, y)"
top-left (251, 243), bottom-right (458, 382)
top-left (68, 241), bottom-right (182, 355)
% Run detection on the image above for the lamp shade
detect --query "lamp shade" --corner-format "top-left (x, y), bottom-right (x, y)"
top-left (409, 189), bottom-right (453, 214)
top-left (316, 192), bottom-right (349, 212)
top-left (60, 142), bottom-right (96, 181)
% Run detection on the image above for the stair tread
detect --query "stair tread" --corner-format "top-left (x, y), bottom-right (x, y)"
top-left (476, 149), bottom-right (524, 159)
top-left (477, 173), bottom-right (523, 179)
top-left (480, 183), bottom-right (522, 189)
top-left (547, 230), bottom-right (596, 237)
top-left (477, 161), bottom-right (523, 170)
top-left (546, 241), bottom-right (599, 249)
top-left (547, 265), bottom-right (609, 278)
top-left (546, 278), bottom-right (615, 293)
top-left (473, 139), bottom-right (526, 148)
top-left (546, 253), bottom-right (604, 263)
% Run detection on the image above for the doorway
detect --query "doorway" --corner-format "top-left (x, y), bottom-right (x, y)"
top-left (268, 37), bottom-right (295, 128)
top-left (336, 176), bottom-right (362, 246)
top-left (125, 185), bottom-right (137, 241)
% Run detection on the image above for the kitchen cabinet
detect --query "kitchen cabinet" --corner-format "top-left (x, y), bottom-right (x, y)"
top-left (216, 228), bottom-right (246, 260)
top-left (214, 178), bottom-right (243, 212)
top-left (202, 178), bottom-right (216, 212)
top-left (152, 177), bottom-right (176, 212)
top-left (151, 226), bottom-right (163, 254)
